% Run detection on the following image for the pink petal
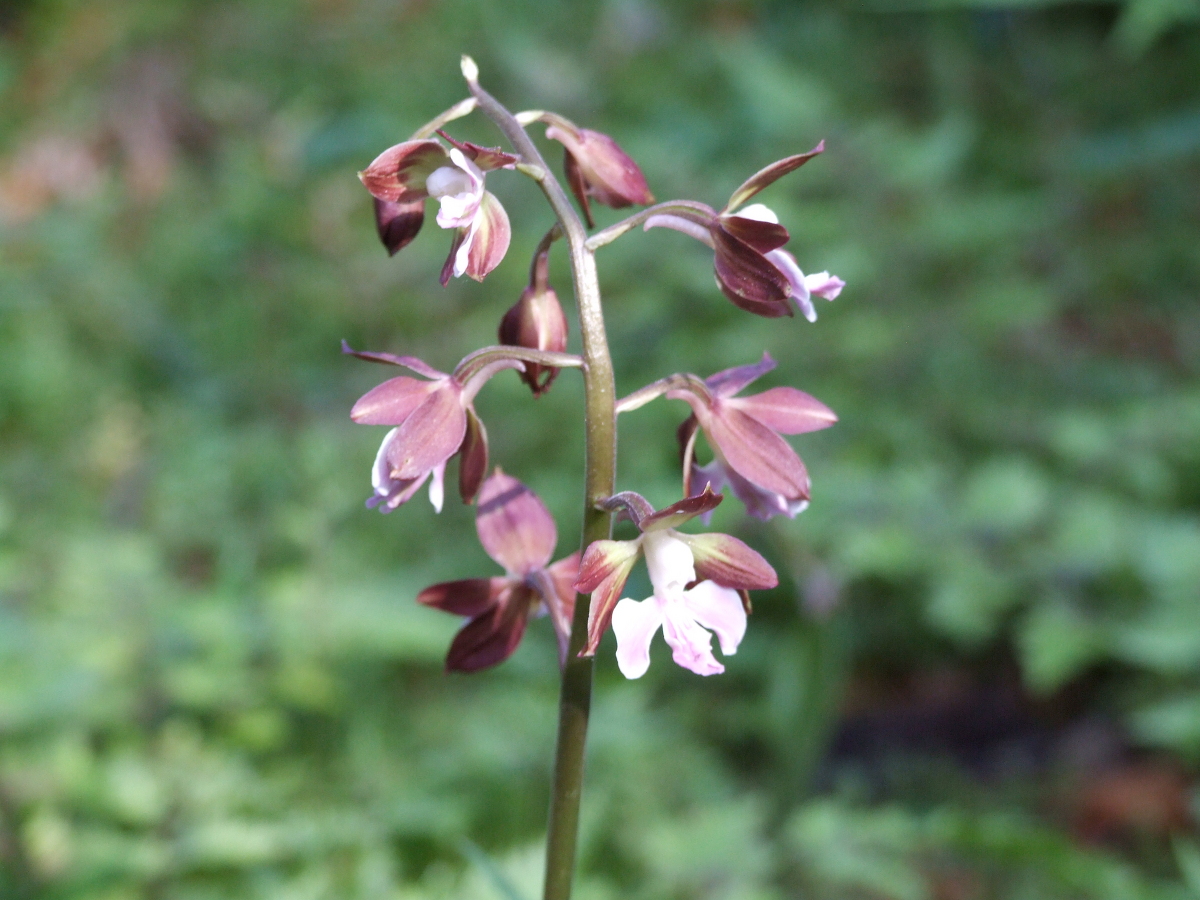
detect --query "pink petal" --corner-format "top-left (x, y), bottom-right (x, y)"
top-left (417, 577), bottom-right (506, 617)
top-left (575, 539), bottom-right (642, 593)
top-left (475, 470), bottom-right (557, 575)
top-left (350, 375), bottom-right (440, 425)
top-left (611, 596), bottom-right (664, 679)
top-left (682, 581), bottom-right (747, 656)
top-left (547, 552), bottom-right (581, 624)
top-left (464, 191), bottom-right (510, 282)
top-left (660, 602), bottom-right (723, 676)
top-left (728, 387), bottom-right (837, 435)
top-left (576, 539), bottom-right (642, 656)
top-left (358, 139), bottom-right (447, 203)
top-left (804, 271), bottom-right (844, 300)
top-left (677, 533), bottom-right (778, 590)
top-left (703, 352), bottom-right (776, 398)
top-left (386, 384), bottom-right (467, 480)
top-left (723, 142), bottom-right (824, 214)
top-left (702, 403), bottom-right (810, 500)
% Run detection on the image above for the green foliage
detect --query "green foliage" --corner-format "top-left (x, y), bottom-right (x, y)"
top-left (1, 0), bottom-right (1199, 897)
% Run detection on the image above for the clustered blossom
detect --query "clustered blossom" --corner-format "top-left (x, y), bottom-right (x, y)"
top-left (573, 489), bottom-right (777, 677)
top-left (419, 470), bottom-right (579, 671)
top-left (351, 76), bottom-right (844, 679)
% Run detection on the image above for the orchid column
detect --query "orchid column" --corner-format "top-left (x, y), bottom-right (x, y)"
top-left (350, 57), bottom-right (843, 900)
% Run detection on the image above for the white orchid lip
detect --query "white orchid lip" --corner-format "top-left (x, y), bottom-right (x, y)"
top-left (642, 530), bottom-right (696, 598)
top-left (426, 149), bottom-right (485, 230)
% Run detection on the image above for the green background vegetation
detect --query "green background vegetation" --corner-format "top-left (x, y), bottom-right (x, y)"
top-left (2, 0), bottom-right (1199, 897)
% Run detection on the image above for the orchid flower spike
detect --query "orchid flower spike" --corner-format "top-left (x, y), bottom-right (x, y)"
top-left (642, 143), bottom-right (844, 318)
top-left (574, 488), bottom-right (777, 678)
top-left (344, 342), bottom-right (583, 511)
top-left (418, 470), bottom-right (580, 671)
top-left (359, 132), bottom-right (517, 283)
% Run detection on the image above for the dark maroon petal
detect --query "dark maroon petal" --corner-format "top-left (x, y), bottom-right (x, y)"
top-left (728, 387), bottom-right (837, 435)
top-left (445, 593), bottom-right (532, 672)
top-left (475, 469), bottom-right (556, 575)
top-left (563, 149), bottom-right (594, 227)
top-left (704, 353), bottom-right (776, 398)
top-left (341, 341), bottom-right (448, 379)
top-left (374, 197), bottom-right (425, 256)
top-left (436, 130), bottom-right (519, 171)
top-left (574, 539), bottom-right (640, 593)
top-left (677, 533), bottom-right (778, 590)
top-left (464, 192), bottom-right (511, 282)
top-left (724, 142), bottom-right (825, 213)
top-left (719, 215), bottom-right (790, 254)
top-left (457, 408), bottom-right (489, 504)
top-left (417, 577), bottom-right (506, 617)
top-left (386, 385), bottom-right (468, 480)
top-left (703, 404), bottom-right (810, 500)
top-left (712, 227), bottom-right (793, 318)
top-left (358, 139), bottom-right (447, 203)
top-left (350, 375), bottom-right (440, 425)
top-left (638, 485), bottom-right (724, 532)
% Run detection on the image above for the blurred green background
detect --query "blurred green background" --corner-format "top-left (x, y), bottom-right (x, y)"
top-left (2, 0), bottom-right (1200, 897)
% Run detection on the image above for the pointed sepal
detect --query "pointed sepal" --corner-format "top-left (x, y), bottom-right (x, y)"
top-left (723, 142), bottom-right (824, 214)
top-left (676, 533), bottom-right (778, 590)
top-left (576, 539), bottom-right (642, 657)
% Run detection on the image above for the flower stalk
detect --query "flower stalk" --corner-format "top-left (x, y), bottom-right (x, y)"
top-left (462, 56), bottom-right (614, 900)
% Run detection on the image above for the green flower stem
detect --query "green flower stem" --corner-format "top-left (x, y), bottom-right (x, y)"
top-left (464, 57), bottom-right (615, 900)
top-left (584, 200), bottom-right (715, 252)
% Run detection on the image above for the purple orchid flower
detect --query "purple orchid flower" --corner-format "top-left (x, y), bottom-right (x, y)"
top-left (642, 143), bottom-right (844, 318)
top-left (359, 133), bottom-right (516, 283)
top-left (617, 353), bottom-right (837, 520)
top-left (345, 342), bottom-right (584, 511)
top-left (574, 488), bottom-right (777, 678)
top-left (419, 470), bottom-right (580, 672)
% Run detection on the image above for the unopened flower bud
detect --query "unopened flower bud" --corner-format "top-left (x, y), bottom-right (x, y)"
top-left (498, 247), bottom-right (569, 397)
top-left (540, 114), bottom-right (653, 227)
